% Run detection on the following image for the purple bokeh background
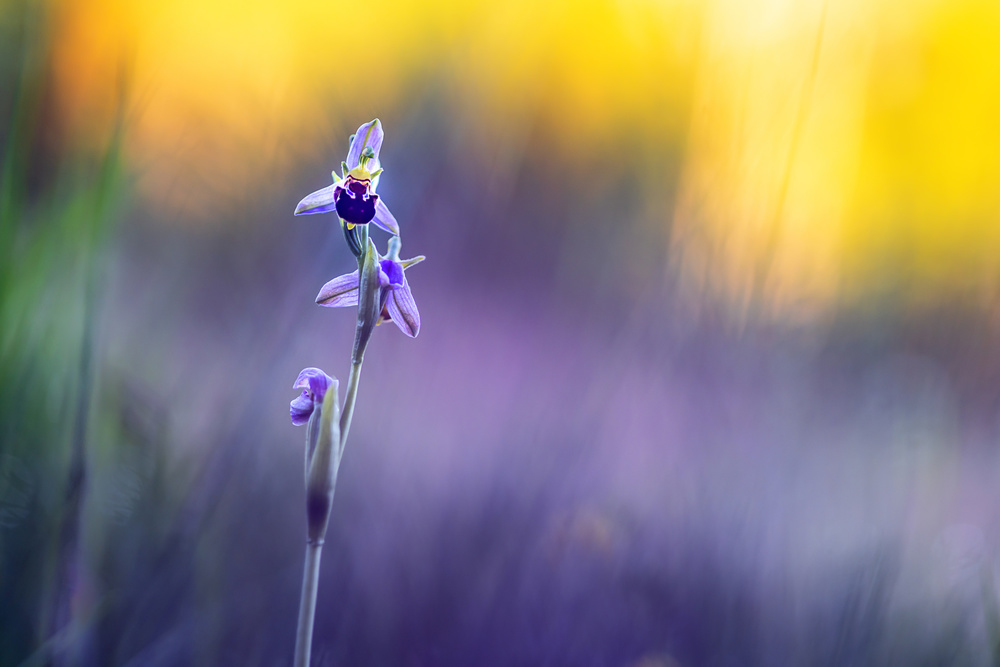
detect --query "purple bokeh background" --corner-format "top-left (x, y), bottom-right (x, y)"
top-left (65, 103), bottom-right (1000, 665)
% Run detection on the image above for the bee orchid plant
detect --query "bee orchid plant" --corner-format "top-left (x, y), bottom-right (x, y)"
top-left (288, 119), bottom-right (423, 667)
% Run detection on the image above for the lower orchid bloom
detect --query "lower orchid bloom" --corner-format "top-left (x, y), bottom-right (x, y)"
top-left (290, 368), bottom-right (337, 426)
top-left (315, 238), bottom-right (424, 338)
top-left (293, 119), bottom-right (399, 235)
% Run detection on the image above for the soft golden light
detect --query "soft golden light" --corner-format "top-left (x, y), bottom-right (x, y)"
top-left (47, 0), bottom-right (1000, 312)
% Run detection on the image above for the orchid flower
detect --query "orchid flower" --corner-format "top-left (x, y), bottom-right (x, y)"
top-left (288, 118), bottom-right (421, 667)
top-left (315, 237), bottom-right (424, 338)
top-left (289, 367), bottom-right (337, 426)
top-left (293, 119), bottom-right (399, 235)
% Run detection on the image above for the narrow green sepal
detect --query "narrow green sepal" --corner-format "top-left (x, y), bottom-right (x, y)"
top-left (400, 255), bottom-right (426, 270)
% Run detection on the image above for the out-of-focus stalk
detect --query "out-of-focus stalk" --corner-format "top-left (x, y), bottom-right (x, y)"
top-left (293, 383), bottom-right (339, 667)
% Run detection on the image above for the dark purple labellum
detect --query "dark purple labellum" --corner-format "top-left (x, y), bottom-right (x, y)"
top-left (335, 180), bottom-right (378, 225)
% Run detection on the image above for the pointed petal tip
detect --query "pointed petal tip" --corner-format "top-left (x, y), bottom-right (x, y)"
top-left (399, 318), bottom-right (420, 338)
top-left (386, 281), bottom-right (420, 338)
top-left (400, 255), bottom-right (426, 269)
top-left (294, 182), bottom-right (341, 216)
top-left (371, 198), bottom-right (399, 235)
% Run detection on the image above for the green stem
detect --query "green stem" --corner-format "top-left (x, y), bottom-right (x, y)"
top-left (292, 351), bottom-right (363, 667)
top-left (292, 237), bottom-right (375, 665)
top-left (293, 386), bottom-right (339, 667)
top-left (291, 364), bottom-right (362, 667)
top-left (338, 360), bottom-right (363, 453)
top-left (293, 541), bottom-right (323, 667)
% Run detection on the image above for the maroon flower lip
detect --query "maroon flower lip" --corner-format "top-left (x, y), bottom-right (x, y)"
top-left (334, 177), bottom-right (379, 225)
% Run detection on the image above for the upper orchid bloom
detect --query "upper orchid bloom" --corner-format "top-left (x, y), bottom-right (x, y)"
top-left (290, 367), bottom-right (337, 426)
top-left (293, 119), bottom-right (399, 235)
top-left (315, 237), bottom-right (424, 338)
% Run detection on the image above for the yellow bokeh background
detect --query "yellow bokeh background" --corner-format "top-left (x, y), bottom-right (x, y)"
top-left (48, 0), bottom-right (1000, 315)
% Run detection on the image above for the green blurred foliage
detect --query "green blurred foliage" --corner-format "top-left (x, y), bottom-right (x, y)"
top-left (0, 1), bottom-right (134, 663)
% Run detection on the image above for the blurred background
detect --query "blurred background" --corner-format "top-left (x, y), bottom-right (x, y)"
top-left (2, 0), bottom-right (1000, 664)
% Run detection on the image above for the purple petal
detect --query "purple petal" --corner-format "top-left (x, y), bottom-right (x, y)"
top-left (371, 197), bottom-right (399, 235)
top-left (346, 119), bottom-right (384, 170)
top-left (294, 182), bottom-right (343, 216)
top-left (290, 368), bottom-right (335, 426)
top-left (379, 259), bottom-right (404, 287)
top-left (293, 368), bottom-right (334, 399)
top-left (377, 269), bottom-right (392, 291)
top-left (316, 270), bottom-right (360, 307)
top-left (290, 392), bottom-right (314, 425)
top-left (385, 277), bottom-right (420, 337)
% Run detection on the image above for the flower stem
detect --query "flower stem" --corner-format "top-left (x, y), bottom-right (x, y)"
top-left (293, 540), bottom-right (323, 667)
top-left (338, 360), bottom-right (363, 452)
top-left (293, 235), bottom-right (376, 666)
top-left (292, 362), bottom-right (363, 667)
top-left (293, 386), bottom-right (340, 667)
